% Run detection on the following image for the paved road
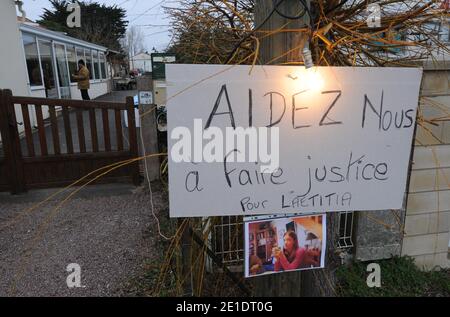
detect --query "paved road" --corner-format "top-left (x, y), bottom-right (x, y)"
top-left (0, 90), bottom-right (167, 296)
top-left (0, 183), bottom-right (167, 296)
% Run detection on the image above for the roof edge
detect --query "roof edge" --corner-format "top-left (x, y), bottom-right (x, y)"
top-left (19, 23), bottom-right (108, 51)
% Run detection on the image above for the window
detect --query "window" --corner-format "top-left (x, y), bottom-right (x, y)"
top-left (38, 40), bottom-right (58, 98)
top-left (76, 47), bottom-right (84, 64)
top-left (99, 52), bottom-right (107, 79)
top-left (85, 49), bottom-right (93, 79)
top-left (22, 34), bottom-right (42, 86)
top-left (93, 50), bottom-right (100, 80)
top-left (66, 45), bottom-right (77, 83)
top-left (55, 43), bottom-right (71, 99)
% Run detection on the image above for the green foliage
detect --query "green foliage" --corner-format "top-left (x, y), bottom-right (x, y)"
top-left (37, 0), bottom-right (127, 51)
top-left (336, 256), bottom-right (450, 297)
top-left (123, 259), bottom-right (178, 297)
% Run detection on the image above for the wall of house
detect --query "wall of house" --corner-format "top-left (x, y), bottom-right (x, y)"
top-left (0, 1), bottom-right (29, 96)
top-left (31, 82), bottom-right (109, 99)
top-left (132, 59), bottom-right (152, 72)
top-left (401, 63), bottom-right (450, 270)
top-left (30, 89), bottom-right (46, 98)
top-left (0, 1), bottom-right (30, 140)
top-left (130, 53), bottom-right (152, 72)
top-left (69, 81), bottom-right (109, 100)
top-left (0, 2), bottom-right (112, 144)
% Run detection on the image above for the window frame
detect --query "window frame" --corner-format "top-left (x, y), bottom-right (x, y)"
top-left (53, 41), bottom-right (72, 99)
top-left (36, 38), bottom-right (59, 97)
top-left (66, 45), bottom-right (78, 84)
top-left (84, 48), bottom-right (94, 80)
top-left (22, 32), bottom-right (45, 89)
top-left (93, 50), bottom-right (100, 81)
top-left (99, 52), bottom-right (107, 79)
top-left (74, 46), bottom-right (85, 85)
top-left (22, 30), bottom-right (109, 91)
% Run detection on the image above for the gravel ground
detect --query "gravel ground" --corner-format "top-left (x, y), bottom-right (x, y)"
top-left (0, 183), bottom-right (168, 297)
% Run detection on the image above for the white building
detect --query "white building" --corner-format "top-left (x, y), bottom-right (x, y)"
top-left (20, 22), bottom-right (111, 100)
top-left (0, 0), bottom-right (115, 136)
top-left (0, 0), bottom-right (31, 97)
top-left (129, 52), bottom-right (152, 73)
top-left (1, 1), bottom-right (112, 100)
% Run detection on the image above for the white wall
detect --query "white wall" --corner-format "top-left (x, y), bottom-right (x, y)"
top-left (31, 82), bottom-right (109, 100)
top-left (0, 2), bottom-right (112, 143)
top-left (132, 59), bottom-right (152, 72)
top-left (30, 89), bottom-right (46, 98)
top-left (69, 81), bottom-right (109, 100)
top-left (402, 66), bottom-right (450, 270)
top-left (0, 0), bottom-right (29, 96)
top-left (130, 53), bottom-right (152, 72)
top-left (0, 1), bottom-right (30, 139)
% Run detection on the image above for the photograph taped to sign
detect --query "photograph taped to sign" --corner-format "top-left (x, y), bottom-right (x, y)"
top-left (166, 64), bottom-right (423, 217)
top-left (244, 213), bottom-right (326, 278)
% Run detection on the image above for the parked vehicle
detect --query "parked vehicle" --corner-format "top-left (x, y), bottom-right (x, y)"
top-left (113, 76), bottom-right (136, 90)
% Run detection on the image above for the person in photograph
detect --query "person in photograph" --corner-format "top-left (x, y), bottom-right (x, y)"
top-left (273, 231), bottom-right (305, 272)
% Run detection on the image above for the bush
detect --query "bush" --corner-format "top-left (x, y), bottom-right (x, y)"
top-left (336, 256), bottom-right (450, 297)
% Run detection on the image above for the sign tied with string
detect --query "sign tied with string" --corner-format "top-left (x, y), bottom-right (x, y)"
top-left (166, 64), bottom-right (422, 217)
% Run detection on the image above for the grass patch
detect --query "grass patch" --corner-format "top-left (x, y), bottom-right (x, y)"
top-left (336, 256), bottom-right (450, 297)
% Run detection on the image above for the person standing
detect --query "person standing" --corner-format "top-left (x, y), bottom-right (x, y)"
top-left (72, 59), bottom-right (90, 100)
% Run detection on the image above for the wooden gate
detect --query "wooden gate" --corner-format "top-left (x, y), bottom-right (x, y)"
top-left (0, 89), bottom-right (139, 194)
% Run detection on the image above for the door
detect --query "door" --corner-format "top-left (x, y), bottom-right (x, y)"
top-left (54, 43), bottom-right (71, 99)
top-left (38, 39), bottom-right (58, 99)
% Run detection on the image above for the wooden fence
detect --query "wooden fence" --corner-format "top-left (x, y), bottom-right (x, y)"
top-left (0, 89), bottom-right (139, 194)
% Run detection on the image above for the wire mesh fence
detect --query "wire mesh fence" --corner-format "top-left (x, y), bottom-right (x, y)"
top-left (210, 216), bottom-right (244, 269)
top-left (337, 211), bottom-right (355, 250)
top-left (208, 211), bottom-right (355, 273)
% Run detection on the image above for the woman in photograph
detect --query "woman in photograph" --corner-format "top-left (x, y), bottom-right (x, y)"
top-left (273, 231), bottom-right (305, 272)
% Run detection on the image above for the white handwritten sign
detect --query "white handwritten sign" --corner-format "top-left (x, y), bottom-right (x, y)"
top-left (166, 65), bottom-right (422, 217)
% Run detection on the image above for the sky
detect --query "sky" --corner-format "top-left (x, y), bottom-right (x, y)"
top-left (19, 0), bottom-right (175, 52)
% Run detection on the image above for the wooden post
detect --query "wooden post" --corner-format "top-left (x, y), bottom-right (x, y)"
top-left (254, 0), bottom-right (339, 297)
top-left (255, 0), bottom-right (309, 65)
top-left (253, 1), bottom-right (308, 296)
top-left (139, 103), bottom-right (160, 182)
top-left (137, 75), bottom-right (160, 183)
top-left (0, 89), bottom-right (26, 194)
top-left (126, 96), bottom-right (140, 186)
